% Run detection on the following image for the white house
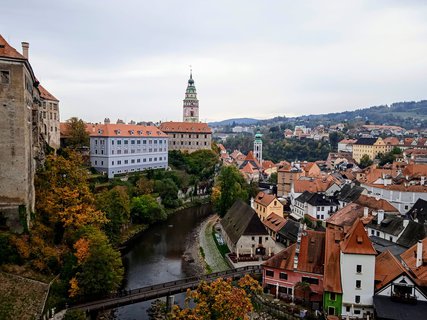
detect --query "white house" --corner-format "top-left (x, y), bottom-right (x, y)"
top-left (340, 219), bottom-right (377, 319)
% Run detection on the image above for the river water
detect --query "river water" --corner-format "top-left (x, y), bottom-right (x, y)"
top-left (114, 204), bottom-right (212, 320)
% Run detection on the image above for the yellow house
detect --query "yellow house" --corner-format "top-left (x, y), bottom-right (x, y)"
top-left (352, 137), bottom-right (388, 163)
top-left (253, 192), bottom-right (284, 221)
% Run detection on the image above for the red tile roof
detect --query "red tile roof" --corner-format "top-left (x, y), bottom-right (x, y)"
top-left (326, 203), bottom-right (373, 231)
top-left (38, 84), bottom-right (59, 102)
top-left (87, 123), bottom-right (167, 138)
top-left (293, 178), bottom-right (333, 193)
top-left (262, 160), bottom-right (275, 170)
top-left (324, 228), bottom-right (343, 293)
top-left (263, 213), bottom-right (287, 233)
top-left (340, 219), bottom-right (376, 255)
top-left (400, 238), bottom-right (427, 286)
top-left (354, 195), bottom-right (399, 213)
top-left (263, 230), bottom-right (325, 274)
top-left (159, 121), bottom-right (211, 133)
top-left (255, 191), bottom-right (276, 207)
top-left (240, 162), bottom-right (256, 174)
top-left (375, 250), bottom-right (407, 290)
top-left (0, 35), bottom-right (26, 60)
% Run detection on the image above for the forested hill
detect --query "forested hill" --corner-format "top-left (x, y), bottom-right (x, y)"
top-left (211, 100), bottom-right (427, 129)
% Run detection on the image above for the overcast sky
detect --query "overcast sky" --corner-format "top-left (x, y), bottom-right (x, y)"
top-left (1, 0), bottom-right (427, 123)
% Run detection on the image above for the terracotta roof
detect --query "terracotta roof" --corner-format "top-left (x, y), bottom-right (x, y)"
top-left (355, 195), bottom-right (399, 213)
top-left (159, 121), bottom-right (211, 133)
top-left (263, 213), bottom-right (287, 233)
top-left (230, 150), bottom-right (242, 160)
top-left (217, 144), bottom-right (226, 151)
top-left (326, 203), bottom-right (373, 231)
top-left (38, 84), bottom-right (59, 102)
top-left (375, 250), bottom-right (407, 290)
top-left (255, 191), bottom-right (276, 207)
top-left (402, 164), bottom-right (427, 178)
top-left (236, 154), bottom-right (246, 161)
top-left (240, 162), bottom-right (256, 174)
top-left (400, 238), bottom-right (427, 286)
top-left (340, 219), bottom-right (376, 255)
top-left (323, 228), bottom-right (343, 293)
top-left (383, 137), bottom-right (400, 146)
top-left (263, 230), bottom-right (325, 274)
top-left (0, 35), bottom-right (26, 60)
top-left (262, 160), bottom-right (275, 170)
top-left (293, 178), bottom-right (333, 193)
top-left (301, 162), bottom-right (318, 173)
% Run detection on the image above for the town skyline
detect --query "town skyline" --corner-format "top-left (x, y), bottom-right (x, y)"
top-left (2, 0), bottom-right (427, 122)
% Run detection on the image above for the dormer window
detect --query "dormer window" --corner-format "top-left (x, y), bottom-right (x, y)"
top-left (115, 129), bottom-right (121, 135)
top-left (147, 131), bottom-right (152, 135)
top-left (137, 130), bottom-right (143, 135)
top-left (98, 129), bottom-right (103, 134)
top-left (129, 130), bottom-right (134, 135)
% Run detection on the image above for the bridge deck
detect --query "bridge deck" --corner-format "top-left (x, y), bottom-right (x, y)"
top-left (71, 265), bottom-right (261, 312)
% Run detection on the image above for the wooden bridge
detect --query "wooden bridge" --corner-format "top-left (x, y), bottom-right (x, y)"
top-left (70, 265), bottom-right (262, 313)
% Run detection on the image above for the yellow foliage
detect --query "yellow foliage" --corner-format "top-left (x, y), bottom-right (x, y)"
top-left (73, 238), bottom-right (90, 264)
top-left (69, 277), bottom-right (79, 298)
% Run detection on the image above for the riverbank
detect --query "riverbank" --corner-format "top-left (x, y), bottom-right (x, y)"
top-left (182, 214), bottom-right (230, 276)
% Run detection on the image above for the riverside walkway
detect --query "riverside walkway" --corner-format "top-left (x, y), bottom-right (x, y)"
top-left (70, 265), bottom-right (261, 313)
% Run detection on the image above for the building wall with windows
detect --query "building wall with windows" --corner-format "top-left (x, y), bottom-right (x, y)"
top-left (39, 85), bottom-right (60, 149)
top-left (340, 253), bottom-right (375, 318)
top-left (0, 37), bottom-right (44, 231)
top-left (159, 121), bottom-right (212, 153)
top-left (88, 123), bottom-right (168, 178)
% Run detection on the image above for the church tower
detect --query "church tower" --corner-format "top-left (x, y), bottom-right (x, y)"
top-left (183, 70), bottom-right (199, 122)
top-left (254, 128), bottom-right (263, 164)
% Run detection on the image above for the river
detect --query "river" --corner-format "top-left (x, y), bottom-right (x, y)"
top-left (114, 204), bottom-right (213, 320)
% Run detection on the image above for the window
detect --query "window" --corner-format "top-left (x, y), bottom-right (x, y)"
top-left (355, 295), bottom-right (360, 303)
top-left (94, 161), bottom-right (97, 165)
top-left (1, 70), bottom-right (10, 84)
top-left (356, 265), bottom-right (362, 273)
top-left (251, 236), bottom-right (255, 241)
top-left (346, 306), bottom-right (350, 312)
top-left (330, 292), bottom-right (336, 301)
top-left (131, 140), bottom-right (135, 144)
top-left (356, 280), bottom-right (361, 289)
top-left (124, 160), bottom-right (128, 164)
top-left (137, 140), bottom-right (141, 144)
top-left (112, 161), bottom-right (114, 166)
top-left (112, 140), bottom-right (114, 145)
top-left (301, 277), bottom-right (319, 285)
top-left (131, 159), bottom-right (135, 164)
top-left (328, 307), bottom-right (335, 316)
top-left (354, 310), bottom-right (361, 315)
top-left (117, 160), bottom-right (121, 165)
top-left (124, 140), bottom-right (128, 145)
top-left (266, 270), bottom-right (274, 277)
top-left (371, 230), bottom-right (374, 235)
top-left (279, 272), bottom-right (287, 280)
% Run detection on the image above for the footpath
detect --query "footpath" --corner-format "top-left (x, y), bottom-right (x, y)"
top-left (198, 215), bottom-right (230, 272)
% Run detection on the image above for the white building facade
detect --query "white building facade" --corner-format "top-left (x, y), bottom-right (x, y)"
top-left (89, 123), bottom-right (168, 178)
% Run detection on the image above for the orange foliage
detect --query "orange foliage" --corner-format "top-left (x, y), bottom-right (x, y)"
top-left (170, 275), bottom-right (262, 320)
top-left (73, 238), bottom-right (90, 264)
top-left (69, 277), bottom-right (79, 298)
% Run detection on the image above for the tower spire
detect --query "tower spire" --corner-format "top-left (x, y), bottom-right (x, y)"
top-left (183, 68), bottom-right (199, 122)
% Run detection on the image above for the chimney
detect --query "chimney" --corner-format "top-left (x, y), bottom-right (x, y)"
top-left (363, 207), bottom-right (369, 218)
top-left (416, 240), bottom-right (423, 268)
top-left (377, 210), bottom-right (385, 225)
top-left (250, 197), bottom-right (254, 209)
top-left (21, 42), bottom-right (29, 59)
top-left (104, 118), bottom-right (110, 124)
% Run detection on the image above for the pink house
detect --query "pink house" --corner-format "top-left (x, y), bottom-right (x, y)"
top-left (262, 229), bottom-right (325, 307)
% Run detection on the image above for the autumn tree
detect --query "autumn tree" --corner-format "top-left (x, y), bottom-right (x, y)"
top-left (96, 186), bottom-right (130, 243)
top-left (69, 227), bottom-right (123, 299)
top-left (212, 166), bottom-right (249, 217)
top-left (35, 150), bottom-right (107, 241)
top-left (65, 117), bottom-right (89, 149)
top-left (170, 275), bottom-right (262, 320)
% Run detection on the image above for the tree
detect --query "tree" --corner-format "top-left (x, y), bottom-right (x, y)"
top-left (96, 186), bottom-right (130, 243)
top-left (212, 166), bottom-right (249, 217)
top-left (268, 172), bottom-right (277, 184)
top-left (135, 176), bottom-right (154, 195)
top-left (69, 227), bottom-right (123, 299)
top-left (154, 178), bottom-right (180, 208)
top-left (170, 275), bottom-right (262, 320)
top-left (35, 151), bottom-right (107, 238)
top-left (65, 117), bottom-right (89, 149)
top-left (359, 154), bottom-right (373, 169)
top-left (329, 131), bottom-right (345, 150)
top-left (131, 194), bottom-right (166, 224)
